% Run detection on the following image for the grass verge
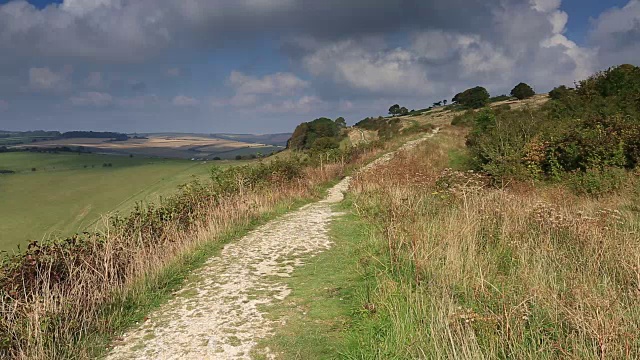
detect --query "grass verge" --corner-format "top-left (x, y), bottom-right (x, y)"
top-left (87, 196), bottom-right (318, 358)
top-left (252, 202), bottom-right (370, 359)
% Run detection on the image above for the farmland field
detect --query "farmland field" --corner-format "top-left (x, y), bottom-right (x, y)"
top-left (14, 134), bottom-right (284, 160)
top-left (0, 152), bottom-right (244, 252)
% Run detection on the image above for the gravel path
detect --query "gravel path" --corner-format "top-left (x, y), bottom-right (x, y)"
top-left (105, 130), bottom-right (437, 360)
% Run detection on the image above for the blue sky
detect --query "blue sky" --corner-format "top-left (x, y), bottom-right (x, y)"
top-left (0, 0), bottom-right (638, 134)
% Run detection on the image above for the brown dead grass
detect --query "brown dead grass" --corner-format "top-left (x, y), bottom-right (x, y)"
top-left (348, 126), bottom-right (640, 359)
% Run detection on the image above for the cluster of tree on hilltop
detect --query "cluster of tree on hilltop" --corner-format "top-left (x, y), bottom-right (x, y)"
top-left (450, 82), bottom-right (536, 109)
top-left (459, 63), bottom-right (640, 195)
top-left (0, 130), bottom-right (62, 139)
top-left (287, 117), bottom-right (347, 151)
top-left (61, 131), bottom-right (129, 141)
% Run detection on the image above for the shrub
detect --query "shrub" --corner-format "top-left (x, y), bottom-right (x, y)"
top-left (465, 64), bottom-right (640, 183)
top-left (548, 85), bottom-right (574, 100)
top-left (567, 167), bottom-right (628, 196)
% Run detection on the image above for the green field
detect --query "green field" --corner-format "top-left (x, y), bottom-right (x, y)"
top-left (0, 152), bottom-right (243, 252)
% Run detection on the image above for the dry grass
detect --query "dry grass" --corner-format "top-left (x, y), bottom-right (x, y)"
top-left (0, 142), bottom-right (388, 359)
top-left (348, 126), bottom-right (640, 359)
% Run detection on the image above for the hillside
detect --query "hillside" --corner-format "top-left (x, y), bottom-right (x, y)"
top-left (1, 65), bottom-right (638, 360)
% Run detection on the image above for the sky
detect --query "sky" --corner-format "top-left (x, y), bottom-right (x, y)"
top-left (0, 0), bottom-right (638, 134)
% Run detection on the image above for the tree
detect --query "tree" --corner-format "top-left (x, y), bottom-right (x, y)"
top-left (389, 104), bottom-right (401, 116)
top-left (510, 82), bottom-right (536, 100)
top-left (334, 117), bottom-right (347, 128)
top-left (443, 100), bottom-right (448, 106)
top-left (453, 86), bottom-right (490, 109)
top-left (399, 107), bottom-right (409, 116)
top-left (433, 101), bottom-right (442, 107)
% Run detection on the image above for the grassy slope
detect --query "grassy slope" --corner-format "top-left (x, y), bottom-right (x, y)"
top-left (0, 152), bottom-right (243, 251)
top-left (258, 126), bottom-right (640, 359)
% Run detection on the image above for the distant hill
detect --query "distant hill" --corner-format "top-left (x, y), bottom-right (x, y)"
top-left (209, 133), bottom-right (292, 147)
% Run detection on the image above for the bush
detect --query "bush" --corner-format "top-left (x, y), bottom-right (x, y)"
top-left (465, 64), bottom-right (640, 183)
top-left (548, 85), bottom-right (574, 100)
top-left (510, 82), bottom-right (535, 100)
top-left (568, 167), bottom-right (628, 196)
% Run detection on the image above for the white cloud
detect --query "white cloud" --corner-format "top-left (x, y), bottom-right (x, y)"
top-left (172, 95), bottom-right (199, 106)
top-left (261, 95), bottom-right (326, 114)
top-left (28, 66), bottom-right (72, 92)
top-left (588, 0), bottom-right (640, 67)
top-left (229, 71), bottom-right (308, 96)
top-left (69, 91), bottom-right (113, 107)
top-left (61, 0), bottom-right (121, 16)
top-left (302, 39), bottom-right (430, 96)
top-left (530, 0), bottom-right (561, 13)
top-left (213, 71), bottom-right (310, 111)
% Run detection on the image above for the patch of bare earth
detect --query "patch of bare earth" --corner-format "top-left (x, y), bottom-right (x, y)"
top-left (105, 131), bottom-right (437, 360)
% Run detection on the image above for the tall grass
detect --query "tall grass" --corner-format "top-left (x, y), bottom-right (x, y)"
top-left (348, 127), bottom-right (640, 359)
top-left (0, 143), bottom-right (386, 359)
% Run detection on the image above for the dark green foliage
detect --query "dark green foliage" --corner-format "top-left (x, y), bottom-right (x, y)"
top-left (388, 104), bottom-right (400, 116)
top-left (378, 119), bottom-right (402, 140)
top-left (0, 169), bottom-right (15, 174)
top-left (548, 85), bottom-right (574, 101)
top-left (355, 117), bottom-right (387, 131)
top-left (287, 117), bottom-right (344, 151)
top-left (311, 137), bottom-right (340, 151)
top-left (567, 167), bottom-right (628, 196)
top-left (335, 117), bottom-right (347, 128)
top-left (510, 83), bottom-right (535, 100)
top-left (452, 86), bottom-right (490, 109)
top-left (354, 117), bottom-right (402, 139)
top-left (465, 64), bottom-right (640, 194)
top-left (489, 95), bottom-right (513, 103)
top-left (62, 131), bottom-right (129, 141)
